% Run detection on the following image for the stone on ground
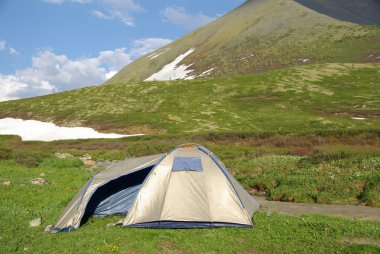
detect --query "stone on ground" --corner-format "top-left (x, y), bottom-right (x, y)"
top-left (29, 218), bottom-right (42, 227)
top-left (31, 178), bottom-right (47, 185)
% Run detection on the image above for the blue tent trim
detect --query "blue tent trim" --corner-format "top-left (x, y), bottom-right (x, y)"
top-left (172, 156), bottom-right (203, 172)
top-left (123, 221), bottom-right (253, 229)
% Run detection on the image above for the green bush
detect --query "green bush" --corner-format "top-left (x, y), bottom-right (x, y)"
top-left (308, 146), bottom-right (380, 164)
top-left (0, 147), bottom-right (12, 160)
top-left (39, 157), bottom-right (83, 169)
top-left (10, 150), bottom-right (50, 168)
top-left (359, 172), bottom-right (380, 207)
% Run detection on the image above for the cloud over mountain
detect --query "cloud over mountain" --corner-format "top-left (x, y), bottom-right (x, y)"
top-left (0, 38), bottom-right (171, 101)
top-left (161, 6), bottom-right (216, 29)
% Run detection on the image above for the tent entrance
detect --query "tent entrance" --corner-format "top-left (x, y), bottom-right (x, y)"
top-left (81, 166), bottom-right (154, 225)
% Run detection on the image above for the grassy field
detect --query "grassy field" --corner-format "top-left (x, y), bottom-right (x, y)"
top-left (0, 63), bottom-right (379, 134)
top-left (0, 133), bottom-right (380, 253)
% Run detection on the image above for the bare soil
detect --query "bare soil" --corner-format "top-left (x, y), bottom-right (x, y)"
top-left (257, 197), bottom-right (380, 221)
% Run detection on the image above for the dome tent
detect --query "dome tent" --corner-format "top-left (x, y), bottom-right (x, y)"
top-left (49, 144), bottom-right (259, 232)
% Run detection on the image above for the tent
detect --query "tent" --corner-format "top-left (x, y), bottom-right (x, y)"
top-left (49, 144), bottom-right (259, 232)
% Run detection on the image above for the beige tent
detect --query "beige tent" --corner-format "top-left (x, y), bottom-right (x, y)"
top-left (50, 144), bottom-right (259, 232)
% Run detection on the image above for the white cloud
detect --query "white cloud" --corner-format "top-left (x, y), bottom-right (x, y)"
top-left (0, 75), bottom-right (29, 101)
top-left (92, 10), bottom-right (111, 20)
top-left (0, 38), bottom-right (171, 101)
top-left (92, 0), bottom-right (143, 26)
top-left (9, 48), bottom-right (20, 55)
top-left (42, 0), bottom-right (142, 26)
top-left (0, 40), bottom-right (6, 51)
top-left (42, 0), bottom-right (92, 4)
top-left (42, 0), bottom-right (141, 26)
top-left (161, 6), bottom-right (215, 29)
top-left (130, 38), bottom-right (172, 58)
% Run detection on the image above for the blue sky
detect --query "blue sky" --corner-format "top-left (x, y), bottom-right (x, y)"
top-left (0, 0), bottom-right (244, 101)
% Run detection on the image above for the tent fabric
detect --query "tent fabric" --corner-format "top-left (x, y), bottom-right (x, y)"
top-left (198, 145), bottom-right (260, 217)
top-left (50, 145), bottom-right (259, 232)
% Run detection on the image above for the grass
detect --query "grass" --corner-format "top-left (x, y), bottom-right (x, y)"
top-left (0, 131), bottom-right (379, 253)
top-left (0, 63), bottom-right (379, 134)
top-left (0, 159), bottom-right (379, 253)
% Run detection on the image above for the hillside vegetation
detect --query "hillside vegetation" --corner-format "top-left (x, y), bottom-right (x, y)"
top-left (1, 63), bottom-right (378, 134)
top-left (107, 0), bottom-right (380, 83)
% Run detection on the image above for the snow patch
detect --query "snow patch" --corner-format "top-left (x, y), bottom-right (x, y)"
top-left (145, 48), bottom-right (196, 81)
top-left (0, 118), bottom-right (143, 141)
top-left (199, 68), bottom-right (214, 77)
top-left (351, 117), bottom-right (367, 120)
top-left (295, 58), bottom-right (310, 63)
top-left (148, 51), bottom-right (166, 60)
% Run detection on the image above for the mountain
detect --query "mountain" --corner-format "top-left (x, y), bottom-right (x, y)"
top-left (1, 63), bottom-right (379, 134)
top-left (295, 0), bottom-right (380, 26)
top-left (0, 0), bottom-right (379, 135)
top-left (106, 0), bottom-right (380, 84)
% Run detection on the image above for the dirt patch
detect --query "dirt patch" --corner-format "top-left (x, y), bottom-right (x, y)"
top-left (234, 95), bottom-right (281, 103)
top-left (360, 52), bottom-right (380, 63)
top-left (257, 197), bottom-right (380, 221)
top-left (168, 115), bottom-right (185, 123)
top-left (158, 240), bottom-right (186, 254)
top-left (341, 238), bottom-right (380, 248)
top-left (320, 111), bottom-right (380, 119)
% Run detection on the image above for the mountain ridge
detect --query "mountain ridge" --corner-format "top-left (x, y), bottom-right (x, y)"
top-left (106, 0), bottom-right (380, 84)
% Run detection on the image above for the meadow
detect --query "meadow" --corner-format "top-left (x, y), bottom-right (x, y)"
top-left (0, 63), bottom-right (379, 135)
top-left (0, 131), bottom-right (379, 253)
top-left (0, 57), bottom-right (379, 253)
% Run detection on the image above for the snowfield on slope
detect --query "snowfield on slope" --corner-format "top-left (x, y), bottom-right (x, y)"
top-left (0, 118), bottom-right (143, 141)
top-left (145, 48), bottom-right (196, 81)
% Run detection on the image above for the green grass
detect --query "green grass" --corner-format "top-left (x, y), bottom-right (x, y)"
top-left (1, 158), bottom-right (380, 253)
top-left (1, 63), bottom-right (379, 134)
top-left (1, 132), bottom-right (380, 253)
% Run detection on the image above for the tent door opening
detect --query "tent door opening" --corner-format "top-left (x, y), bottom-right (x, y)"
top-left (80, 165), bottom-right (154, 225)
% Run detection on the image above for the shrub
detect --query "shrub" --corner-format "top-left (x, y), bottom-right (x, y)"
top-left (0, 147), bottom-right (12, 160)
top-left (11, 150), bottom-right (50, 168)
top-left (39, 157), bottom-right (84, 169)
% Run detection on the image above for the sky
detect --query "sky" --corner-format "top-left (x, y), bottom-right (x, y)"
top-left (0, 0), bottom-right (244, 101)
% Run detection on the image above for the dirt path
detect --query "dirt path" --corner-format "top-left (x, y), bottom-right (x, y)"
top-left (256, 197), bottom-right (380, 221)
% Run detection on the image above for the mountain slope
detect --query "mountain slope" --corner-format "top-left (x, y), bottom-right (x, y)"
top-left (1, 63), bottom-right (379, 134)
top-left (106, 0), bottom-right (380, 84)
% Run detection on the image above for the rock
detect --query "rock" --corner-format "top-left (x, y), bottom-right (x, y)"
top-left (80, 154), bottom-right (92, 161)
top-left (80, 154), bottom-right (96, 167)
top-left (44, 224), bottom-right (54, 232)
top-left (107, 219), bottom-right (123, 227)
top-left (2, 180), bottom-right (11, 186)
top-left (31, 178), bottom-right (47, 185)
top-left (54, 152), bottom-right (73, 159)
top-left (84, 160), bottom-right (96, 167)
top-left (29, 218), bottom-right (42, 227)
